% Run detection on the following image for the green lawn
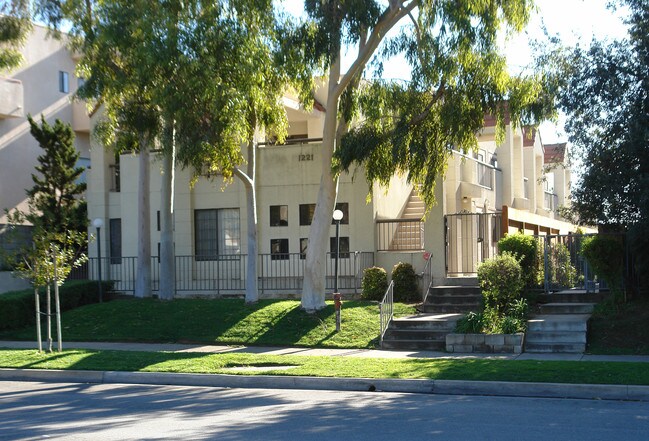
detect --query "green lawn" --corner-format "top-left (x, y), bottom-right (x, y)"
top-left (1, 348), bottom-right (649, 385)
top-left (0, 298), bottom-right (416, 349)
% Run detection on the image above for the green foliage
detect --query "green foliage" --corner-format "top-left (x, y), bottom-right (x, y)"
top-left (361, 267), bottom-right (388, 301)
top-left (581, 235), bottom-right (625, 290)
top-left (498, 233), bottom-right (540, 287)
top-left (0, 0), bottom-right (31, 71)
top-left (0, 281), bottom-right (114, 331)
top-left (455, 311), bottom-right (484, 334)
top-left (391, 262), bottom-right (420, 302)
top-left (548, 242), bottom-right (577, 287)
top-left (477, 253), bottom-right (524, 315)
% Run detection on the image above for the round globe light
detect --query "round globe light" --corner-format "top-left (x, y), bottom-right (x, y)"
top-left (92, 218), bottom-right (104, 229)
top-left (332, 209), bottom-right (344, 221)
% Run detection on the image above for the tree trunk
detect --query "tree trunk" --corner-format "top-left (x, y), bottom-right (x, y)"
top-left (54, 253), bottom-right (62, 353)
top-left (34, 287), bottom-right (42, 352)
top-left (235, 136), bottom-right (259, 304)
top-left (46, 284), bottom-right (52, 352)
top-left (301, 66), bottom-right (341, 311)
top-left (135, 138), bottom-right (152, 298)
top-left (159, 129), bottom-right (176, 301)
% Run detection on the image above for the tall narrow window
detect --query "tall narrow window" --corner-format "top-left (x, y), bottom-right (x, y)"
top-left (59, 71), bottom-right (69, 93)
top-left (300, 238), bottom-right (309, 259)
top-left (270, 205), bottom-right (288, 226)
top-left (194, 208), bottom-right (240, 260)
top-left (109, 218), bottom-right (122, 264)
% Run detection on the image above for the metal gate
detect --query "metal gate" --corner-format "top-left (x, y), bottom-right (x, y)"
top-left (445, 212), bottom-right (502, 276)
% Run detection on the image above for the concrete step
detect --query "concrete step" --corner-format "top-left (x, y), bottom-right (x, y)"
top-left (438, 277), bottom-right (479, 287)
top-left (539, 303), bottom-right (596, 314)
top-left (538, 292), bottom-right (608, 304)
top-left (383, 329), bottom-right (449, 341)
top-left (381, 339), bottom-right (446, 351)
top-left (421, 304), bottom-right (480, 314)
top-left (525, 331), bottom-right (587, 344)
top-left (390, 314), bottom-right (461, 330)
top-left (427, 286), bottom-right (481, 296)
top-left (426, 294), bottom-right (482, 305)
top-left (527, 315), bottom-right (590, 332)
top-left (524, 342), bottom-right (586, 353)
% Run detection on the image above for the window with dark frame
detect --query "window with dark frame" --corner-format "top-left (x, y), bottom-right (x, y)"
top-left (300, 238), bottom-right (308, 259)
top-left (109, 218), bottom-right (122, 264)
top-left (330, 236), bottom-right (350, 259)
top-left (270, 205), bottom-right (288, 226)
top-left (270, 238), bottom-right (289, 260)
top-left (194, 208), bottom-right (240, 261)
top-left (59, 71), bottom-right (69, 93)
top-left (331, 202), bottom-right (349, 225)
top-left (299, 203), bottom-right (316, 225)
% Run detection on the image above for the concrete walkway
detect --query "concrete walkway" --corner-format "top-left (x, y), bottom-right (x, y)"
top-left (2, 340), bottom-right (649, 402)
top-left (2, 340), bottom-right (649, 363)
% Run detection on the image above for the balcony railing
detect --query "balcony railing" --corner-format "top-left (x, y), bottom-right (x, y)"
top-left (544, 191), bottom-right (558, 210)
top-left (109, 164), bottom-right (120, 192)
top-left (377, 218), bottom-right (425, 251)
top-left (476, 161), bottom-right (493, 189)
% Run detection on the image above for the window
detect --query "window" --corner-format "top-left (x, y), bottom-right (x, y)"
top-left (156, 211), bottom-right (160, 232)
top-left (300, 238), bottom-right (309, 259)
top-left (332, 202), bottom-right (349, 224)
top-left (194, 208), bottom-right (240, 260)
top-left (270, 205), bottom-right (288, 226)
top-left (330, 236), bottom-right (350, 259)
top-left (75, 157), bottom-right (91, 185)
top-left (77, 77), bottom-right (86, 89)
top-left (109, 218), bottom-right (122, 264)
top-left (59, 71), bottom-right (69, 93)
top-left (299, 203), bottom-right (316, 225)
top-left (270, 238), bottom-right (289, 260)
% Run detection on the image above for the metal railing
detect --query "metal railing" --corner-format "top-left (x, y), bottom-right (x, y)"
top-left (377, 218), bottom-right (424, 251)
top-left (476, 161), bottom-right (493, 189)
top-left (379, 280), bottom-right (394, 348)
top-left (420, 252), bottom-right (434, 304)
top-left (85, 251), bottom-right (374, 295)
top-left (544, 191), bottom-right (557, 210)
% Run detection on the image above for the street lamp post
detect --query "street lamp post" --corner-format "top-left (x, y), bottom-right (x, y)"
top-left (92, 218), bottom-right (104, 303)
top-left (332, 209), bottom-right (344, 332)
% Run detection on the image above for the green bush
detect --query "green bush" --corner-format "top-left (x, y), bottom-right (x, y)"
top-left (361, 267), bottom-right (388, 301)
top-left (391, 262), bottom-right (420, 302)
top-left (549, 242), bottom-right (577, 287)
top-left (455, 311), bottom-right (484, 334)
top-left (498, 233), bottom-right (540, 287)
top-left (0, 280), bottom-right (114, 331)
top-left (477, 252), bottom-right (524, 315)
top-left (581, 235), bottom-right (625, 289)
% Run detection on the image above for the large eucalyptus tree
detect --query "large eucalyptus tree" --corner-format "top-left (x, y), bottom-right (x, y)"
top-left (292, 0), bottom-right (555, 311)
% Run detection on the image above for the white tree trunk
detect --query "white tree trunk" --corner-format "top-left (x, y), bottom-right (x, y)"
top-left (235, 137), bottom-right (258, 304)
top-left (135, 140), bottom-right (152, 298)
top-left (301, 68), bottom-right (341, 311)
top-left (46, 284), bottom-right (52, 352)
top-left (34, 288), bottom-right (42, 352)
top-left (159, 132), bottom-right (176, 301)
top-left (54, 255), bottom-right (62, 352)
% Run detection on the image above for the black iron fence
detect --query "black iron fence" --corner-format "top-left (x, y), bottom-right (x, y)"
top-left (84, 252), bottom-right (374, 295)
top-left (377, 219), bottom-right (424, 251)
top-left (445, 212), bottom-right (502, 276)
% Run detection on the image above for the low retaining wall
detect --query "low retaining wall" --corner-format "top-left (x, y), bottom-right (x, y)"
top-left (446, 333), bottom-right (524, 354)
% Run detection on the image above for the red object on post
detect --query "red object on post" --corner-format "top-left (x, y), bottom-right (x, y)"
top-left (333, 293), bottom-right (342, 309)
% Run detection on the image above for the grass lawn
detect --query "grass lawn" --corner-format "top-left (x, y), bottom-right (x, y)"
top-left (1, 348), bottom-right (649, 385)
top-left (0, 298), bottom-right (416, 349)
top-left (588, 297), bottom-right (649, 355)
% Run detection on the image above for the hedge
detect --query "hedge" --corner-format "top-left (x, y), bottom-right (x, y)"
top-left (0, 280), bottom-right (114, 331)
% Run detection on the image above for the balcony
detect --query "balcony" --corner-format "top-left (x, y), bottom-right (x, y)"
top-left (0, 78), bottom-right (24, 118)
top-left (72, 100), bottom-right (90, 132)
top-left (544, 191), bottom-right (558, 211)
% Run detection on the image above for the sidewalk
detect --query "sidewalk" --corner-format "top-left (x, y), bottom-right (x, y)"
top-left (2, 340), bottom-right (649, 402)
top-left (2, 339), bottom-right (649, 362)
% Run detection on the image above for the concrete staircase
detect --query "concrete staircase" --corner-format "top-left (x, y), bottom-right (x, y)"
top-left (525, 295), bottom-right (597, 353)
top-left (388, 190), bottom-right (425, 250)
top-left (382, 278), bottom-right (480, 350)
top-left (381, 313), bottom-right (463, 350)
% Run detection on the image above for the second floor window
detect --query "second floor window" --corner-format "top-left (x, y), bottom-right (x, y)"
top-left (59, 71), bottom-right (69, 93)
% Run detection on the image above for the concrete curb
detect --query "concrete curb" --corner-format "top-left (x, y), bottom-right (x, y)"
top-left (2, 368), bottom-right (649, 401)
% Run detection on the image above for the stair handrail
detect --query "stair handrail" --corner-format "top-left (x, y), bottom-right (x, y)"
top-left (420, 252), bottom-right (434, 305)
top-left (379, 280), bottom-right (395, 348)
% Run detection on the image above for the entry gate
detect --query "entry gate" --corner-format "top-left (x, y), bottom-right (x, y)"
top-left (445, 212), bottom-right (502, 276)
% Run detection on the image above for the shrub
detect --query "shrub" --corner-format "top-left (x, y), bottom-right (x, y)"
top-left (477, 253), bottom-right (524, 315)
top-left (361, 267), bottom-right (388, 301)
top-left (549, 242), bottom-right (577, 287)
top-left (0, 280), bottom-right (114, 331)
top-left (391, 262), bottom-right (420, 302)
top-left (581, 235), bottom-right (625, 290)
top-left (455, 311), bottom-right (484, 334)
top-left (498, 233), bottom-right (540, 287)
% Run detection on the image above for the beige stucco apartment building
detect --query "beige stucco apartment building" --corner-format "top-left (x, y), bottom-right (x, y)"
top-left (0, 25), bottom-right (90, 290)
top-left (86, 81), bottom-right (581, 296)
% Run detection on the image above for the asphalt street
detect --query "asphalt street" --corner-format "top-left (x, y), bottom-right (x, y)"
top-left (1, 381), bottom-right (648, 441)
